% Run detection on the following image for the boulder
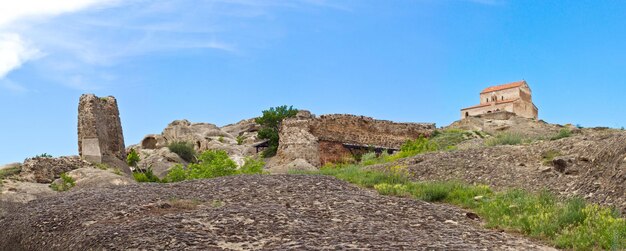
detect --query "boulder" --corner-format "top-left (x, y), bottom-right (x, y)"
top-left (137, 148), bottom-right (187, 178)
top-left (0, 180), bottom-right (54, 203)
top-left (268, 158), bottom-right (317, 174)
top-left (52, 168), bottom-right (135, 190)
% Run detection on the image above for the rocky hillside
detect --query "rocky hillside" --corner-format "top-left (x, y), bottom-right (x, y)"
top-left (0, 175), bottom-right (553, 250)
top-left (374, 127), bottom-right (626, 214)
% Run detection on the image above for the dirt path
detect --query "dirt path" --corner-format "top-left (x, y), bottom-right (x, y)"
top-left (0, 175), bottom-right (553, 250)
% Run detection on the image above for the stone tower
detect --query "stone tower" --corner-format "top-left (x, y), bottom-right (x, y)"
top-left (78, 94), bottom-right (128, 172)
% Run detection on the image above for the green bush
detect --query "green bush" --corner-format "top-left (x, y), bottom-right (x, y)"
top-left (431, 129), bottom-right (475, 150)
top-left (168, 141), bottom-right (196, 163)
top-left (126, 148), bottom-right (140, 167)
top-left (485, 133), bottom-right (523, 146)
top-left (550, 128), bottom-right (572, 141)
top-left (50, 173), bottom-right (76, 192)
top-left (240, 157), bottom-right (265, 174)
top-left (255, 105), bottom-right (299, 157)
top-left (133, 168), bottom-right (161, 183)
top-left (35, 153), bottom-right (52, 158)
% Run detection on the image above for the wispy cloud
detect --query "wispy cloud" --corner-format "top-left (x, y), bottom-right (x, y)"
top-left (0, 0), bottom-right (350, 91)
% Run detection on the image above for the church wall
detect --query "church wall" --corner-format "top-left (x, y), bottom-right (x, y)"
top-left (479, 88), bottom-right (520, 104)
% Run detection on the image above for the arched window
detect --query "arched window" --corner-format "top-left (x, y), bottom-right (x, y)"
top-left (465, 112), bottom-right (469, 117)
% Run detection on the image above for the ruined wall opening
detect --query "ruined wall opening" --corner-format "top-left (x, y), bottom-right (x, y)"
top-left (141, 136), bottom-right (157, 149)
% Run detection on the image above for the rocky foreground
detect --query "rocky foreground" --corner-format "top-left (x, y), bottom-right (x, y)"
top-left (0, 175), bottom-right (553, 250)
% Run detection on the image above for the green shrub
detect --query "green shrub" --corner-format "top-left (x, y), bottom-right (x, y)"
top-left (541, 150), bottom-right (561, 166)
top-left (240, 157), bottom-right (265, 174)
top-left (133, 168), bottom-right (161, 183)
top-left (35, 153), bottom-right (52, 158)
top-left (431, 129), bottom-right (474, 150)
top-left (485, 133), bottom-right (523, 146)
top-left (168, 141), bottom-right (196, 162)
top-left (163, 164), bottom-right (187, 183)
top-left (126, 148), bottom-right (140, 167)
top-left (50, 173), bottom-right (76, 192)
top-left (550, 128), bottom-right (572, 141)
top-left (218, 136), bottom-right (225, 143)
top-left (255, 105), bottom-right (298, 157)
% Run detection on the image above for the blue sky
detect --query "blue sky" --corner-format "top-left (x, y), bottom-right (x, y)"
top-left (1, 0), bottom-right (625, 164)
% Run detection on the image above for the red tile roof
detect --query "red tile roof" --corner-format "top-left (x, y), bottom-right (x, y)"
top-left (481, 80), bottom-right (526, 94)
top-left (461, 99), bottom-right (519, 110)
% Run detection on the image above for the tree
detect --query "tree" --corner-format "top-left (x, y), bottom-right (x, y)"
top-left (255, 105), bottom-right (298, 157)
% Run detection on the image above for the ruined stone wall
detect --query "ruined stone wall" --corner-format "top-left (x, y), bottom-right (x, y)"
top-left (310, 114), bottom-right (436, 149)
top-left (269, 113), bottom-right (435, 171)
top-left (78, 94), bottom-right (126, 166)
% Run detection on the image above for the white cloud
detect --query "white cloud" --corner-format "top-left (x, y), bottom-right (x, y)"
top-left (0, 33), bottom-right (41, 78)
top-left (0, 0), bottom-right (119, 89)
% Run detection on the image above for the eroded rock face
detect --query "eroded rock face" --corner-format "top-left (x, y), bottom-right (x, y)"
top-left (18, 156), bottom-right (93, 183)
top-left (51, 168), bottom-right (135, 190)
top-left (0, 175), bottom-right (553, 250)
top-left (77, 94), bottom-right (129, 173)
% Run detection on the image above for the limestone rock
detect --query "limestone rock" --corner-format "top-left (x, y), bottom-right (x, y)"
top-left (52, 168), bottom-right (135, 190)
top-left (137, 148), bottom-right (187, 178)
top-left (19, 156), bottom-right (93, 183)
top-left (268, 158), bottom-right (317, 174)
top-left (0, 180), bottom-right (54, 203)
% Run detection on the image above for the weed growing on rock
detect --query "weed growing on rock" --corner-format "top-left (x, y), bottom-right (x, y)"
top-left (168, 141), bottom-right (196, 163)
top-left (236, 135), bottom-right (245, 145)
top-left (485, 132), bottom-right (524, 146)
top-left (550, 128), bottom-right (572, 141)
top-left (50, 173), bottom-right (76, 192)
top-left (95, 163), bottom-right (110, 170)
top-left (387, 136), bottom-right (438, 161)
top-left (541, 150), bottom-right (561, 166)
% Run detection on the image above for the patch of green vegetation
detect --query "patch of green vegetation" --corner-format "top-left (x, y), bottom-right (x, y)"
top-left (34, 153), bottom-right (52, 158)
top-left (298, 164), bottom-right (626, 250)
top-left (386, 136), bottom-right (438, 161)
top-left (541, 150), bottom-right (561, 166)
top-left (50, 173), bottom-right (76, 192)
top-left (239, 157), bottom-right (266, 174)
top-left (218, 136), bottom-right (225, 143)
top-left (211, 199), bottom-right (224, 208)
top-left (95, 163), bottom-right (110, 170)
top-left (112, 168), bottom-right (123, 176)
top-left (168, 141), bottom-right (196, 163)
top-left (550, 128), bottom-right (573, 141)
top-left (431, 129), bottom-right (476, 150)
top-left (151, 150), bottom-right (265, 183)
top-left (126, 148), bottom-right (140, 167)
top-left (133, 167), bottom-right (161, 182)
top-left (255, 105), bottom-right (299, 157)
top-left (236, 135), bottom-right (245, 145)
top-left (0, 166), bottom-right (21, 180)
top-left (485, 132), bottom-right (524, 146)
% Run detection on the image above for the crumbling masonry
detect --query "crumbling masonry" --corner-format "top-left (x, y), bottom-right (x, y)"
top-left (78, 94), bottom-right (128, 172)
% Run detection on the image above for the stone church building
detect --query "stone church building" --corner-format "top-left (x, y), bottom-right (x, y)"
top-left (461, 80), bottom-right (538, 119)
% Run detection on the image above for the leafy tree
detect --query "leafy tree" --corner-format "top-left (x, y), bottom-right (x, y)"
top-left (255, 105), bottom-right (298, 157)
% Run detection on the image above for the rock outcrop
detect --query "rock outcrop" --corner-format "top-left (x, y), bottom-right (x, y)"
top-left (51, 168), bottom-right (135, 190)
top-left (77, 94), bottom-right (129, 173)
top-left (269, 112), bottom-right (436, 172)
top-left (0, 175), bottom-right (553, 250)
top-left (18, 156), bottom-right (94, 183)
